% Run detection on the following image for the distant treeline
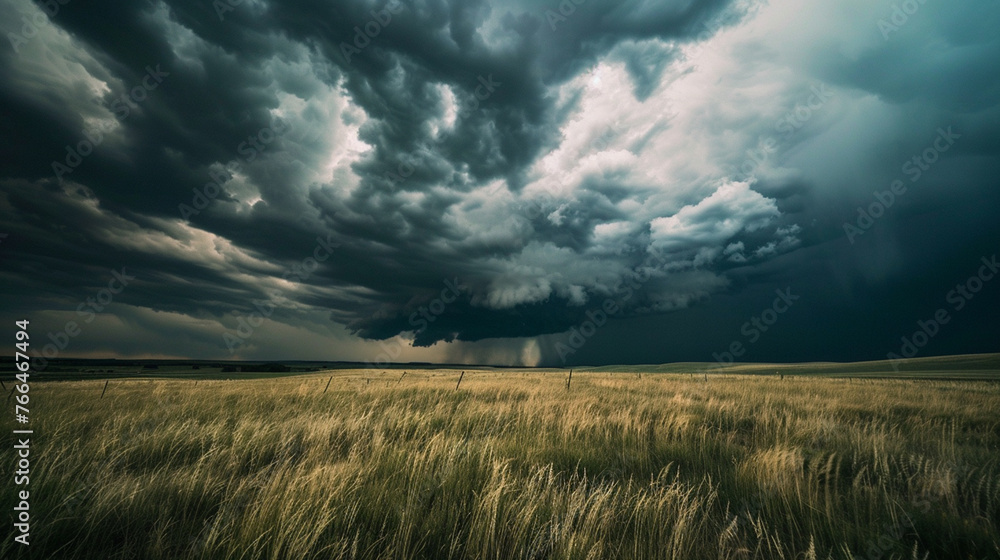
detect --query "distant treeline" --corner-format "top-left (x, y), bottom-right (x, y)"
top-left (220, 364), bottom-right (291, 373)
top-left (0, 357), bottom-right (298, 373)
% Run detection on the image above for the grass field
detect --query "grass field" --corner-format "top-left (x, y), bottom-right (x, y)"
top-left (3, 361), bottom-right (1000, 559)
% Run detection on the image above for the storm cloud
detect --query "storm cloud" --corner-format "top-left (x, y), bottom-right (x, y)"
top-left (1, 0), bottom-right (998, 366)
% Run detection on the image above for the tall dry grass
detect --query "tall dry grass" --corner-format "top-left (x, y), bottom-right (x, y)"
top-left (2, 370), bottom-right (999, 559)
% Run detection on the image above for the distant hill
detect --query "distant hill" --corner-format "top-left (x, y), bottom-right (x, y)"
top-left (576, 353), bottom-right (1000, 380)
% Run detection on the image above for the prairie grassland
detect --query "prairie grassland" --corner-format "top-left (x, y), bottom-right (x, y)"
top-left (3, 370), bottom-right (999, 559)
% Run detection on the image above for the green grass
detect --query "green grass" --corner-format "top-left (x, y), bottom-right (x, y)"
top-left (2, 366), bottom-right (999, 559)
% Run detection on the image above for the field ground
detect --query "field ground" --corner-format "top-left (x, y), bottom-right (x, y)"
top-left (2, 356), bottom-right (1000, 559)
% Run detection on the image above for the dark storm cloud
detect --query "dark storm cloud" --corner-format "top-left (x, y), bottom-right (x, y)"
top-left (5, 0), bottom-right (738, 324)
top-left (1, 0), bottom-right (999, 365)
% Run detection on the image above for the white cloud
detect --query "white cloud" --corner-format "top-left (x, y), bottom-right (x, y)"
top-left (650, 181), bottom-right (780, 252)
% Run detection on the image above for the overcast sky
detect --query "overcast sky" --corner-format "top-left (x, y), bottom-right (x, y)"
top-left (1, 0), bottom-right (998, 367)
